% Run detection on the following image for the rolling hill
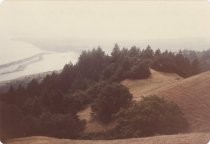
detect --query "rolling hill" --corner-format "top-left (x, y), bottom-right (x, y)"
top-left (121, 69), bottom-right (183, 101)
top-left (157, 71), bottom-right (210, 132)
top-left (122, 69), bottom-right (210, 132)
top-left (78, 69), bottom-right (210, 133)
top-left (3, 69), bottom-right (210, 144)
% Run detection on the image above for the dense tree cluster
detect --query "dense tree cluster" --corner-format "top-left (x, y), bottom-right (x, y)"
top-left (91, 82), bottom-right (132, 123)
top-left (0, 44), bottom-right (194, 140)
top-left (111, 96), bottom-right (188, 139)
top-left (183, 49), bottom-right (210, 72)
top-left (81, 96), bottom-right (188, 140)
top-left (151, 49), bottom-right (201, 77)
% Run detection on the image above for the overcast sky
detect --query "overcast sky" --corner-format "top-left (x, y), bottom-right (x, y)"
top-left (0, 0), bottom-right (209, 41)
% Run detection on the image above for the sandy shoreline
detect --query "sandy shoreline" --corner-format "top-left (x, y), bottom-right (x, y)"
top-left (0, 53), bottom-right (47, 76)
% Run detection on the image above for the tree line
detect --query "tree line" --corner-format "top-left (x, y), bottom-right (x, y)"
top-left (183, 49), bottom-right (210, 72)
top-left (0, 44), bottom-right (196, 140)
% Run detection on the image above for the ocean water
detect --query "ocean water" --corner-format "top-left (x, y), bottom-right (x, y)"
top-left (0, 40), bottom-right (79, 82)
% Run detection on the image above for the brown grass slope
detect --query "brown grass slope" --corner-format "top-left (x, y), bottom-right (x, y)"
top-left (121, 69), bottom-right (183, 101)
top-left (77, 69), bottom-right (182, 133)
top-left (5, 70), bottom-right (210, 144)
top-left (157, 71), bottom-right (210, 132)
top-left (6, 133), bottom-right (210, 144)
top-left (123, 69), bottom-right (210, 132)
top-left (79, 69), bottom-right (210, 133)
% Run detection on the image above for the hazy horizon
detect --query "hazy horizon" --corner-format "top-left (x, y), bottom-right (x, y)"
top-left (0, 0), bottom-right (210, 81)
top-left (0, 1), bottom-right (210, 43)
top-left (1, 1), bottom-right (210, 143)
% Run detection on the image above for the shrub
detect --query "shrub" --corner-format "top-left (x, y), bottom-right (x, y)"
top-left (35, 112), bottom-right (85, 138)
top-left (63, 91), bottom-right (89, 114)
top-left (113, 96), bottom-right (188, 138)
top-left (85, 81), bottom-right (108, 103)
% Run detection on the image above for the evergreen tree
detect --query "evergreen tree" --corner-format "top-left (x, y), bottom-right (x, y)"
top-left (91, 83), bottom-right (132, 123)
top-left (111, 43), bottom-right (121, 61)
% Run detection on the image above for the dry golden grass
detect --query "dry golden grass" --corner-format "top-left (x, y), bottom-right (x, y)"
top-left (121, 69), bottom-right (183, 101)
top-left (7, 133), bottom-right (210, 144)
top-left (123, 69), bottom-right (210, 132)
top-left (79, 69), bottom-right (210, 133)
top-left (78, 106), bottom-right (92, 122)
top-left (157, 71), bottom-right (210, 132)
top-left (5, 70), bottom-right (210, 144)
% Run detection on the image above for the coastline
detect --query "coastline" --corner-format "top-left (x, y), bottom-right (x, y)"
top-left (0, 70), bottom-right (60, 94)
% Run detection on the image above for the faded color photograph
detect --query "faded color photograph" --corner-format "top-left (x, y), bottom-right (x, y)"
top-left (0, 0), bottom-right (210, 144)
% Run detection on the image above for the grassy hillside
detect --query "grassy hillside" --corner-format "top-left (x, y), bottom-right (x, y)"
top-left (121, 69), bottom-right (183, 101)
top-left (78, 69), bottom-right (183, 133)
top-left (5, 70), bottom-right (210, 143)
top-left (6, 133), bottom-right (210, 144)
top-left (158, 71), bottom-right (210, 132)
top-left (123, 70), bottom-right (210, 132)
top-left (0, 47), bottom-right (206, 140)
top-left (79, 69), bottom-right (210, 133)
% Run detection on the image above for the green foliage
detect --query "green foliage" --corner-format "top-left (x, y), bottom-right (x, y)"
top-left (91, 83), bottom-right (132, 123)
top-left (63, 91), bottom-right (89, 114)
top-left (0, 103), bottom-right (85, 139)
top-left (183, 49), bottom-right (209, 72)
top-left (77, 47), bottom-right (109, 81)
top-left (59, 63), bottom-right (76, 92)
top-left (113, 96), bottom-right (188, 138)
top-left (0, 44), bottom-right (197, 140)
top-left (151, 50), bottom-right (200, 77)
top-left (0, 102), bottom-right (23, 139)
top-left (127, 62), bottom-right (151, 79)
top-left (106, 45), bottom-right (151, 81)
top-left (141, 45), bottom-right (154, 59)
top-left (35, 113), bottom-right (85, 138)
top-left (85, 81), bottom-right (108, 103)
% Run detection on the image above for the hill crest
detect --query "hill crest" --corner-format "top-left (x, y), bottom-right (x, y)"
top-left (123, 70), bottom-right (210, 132)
